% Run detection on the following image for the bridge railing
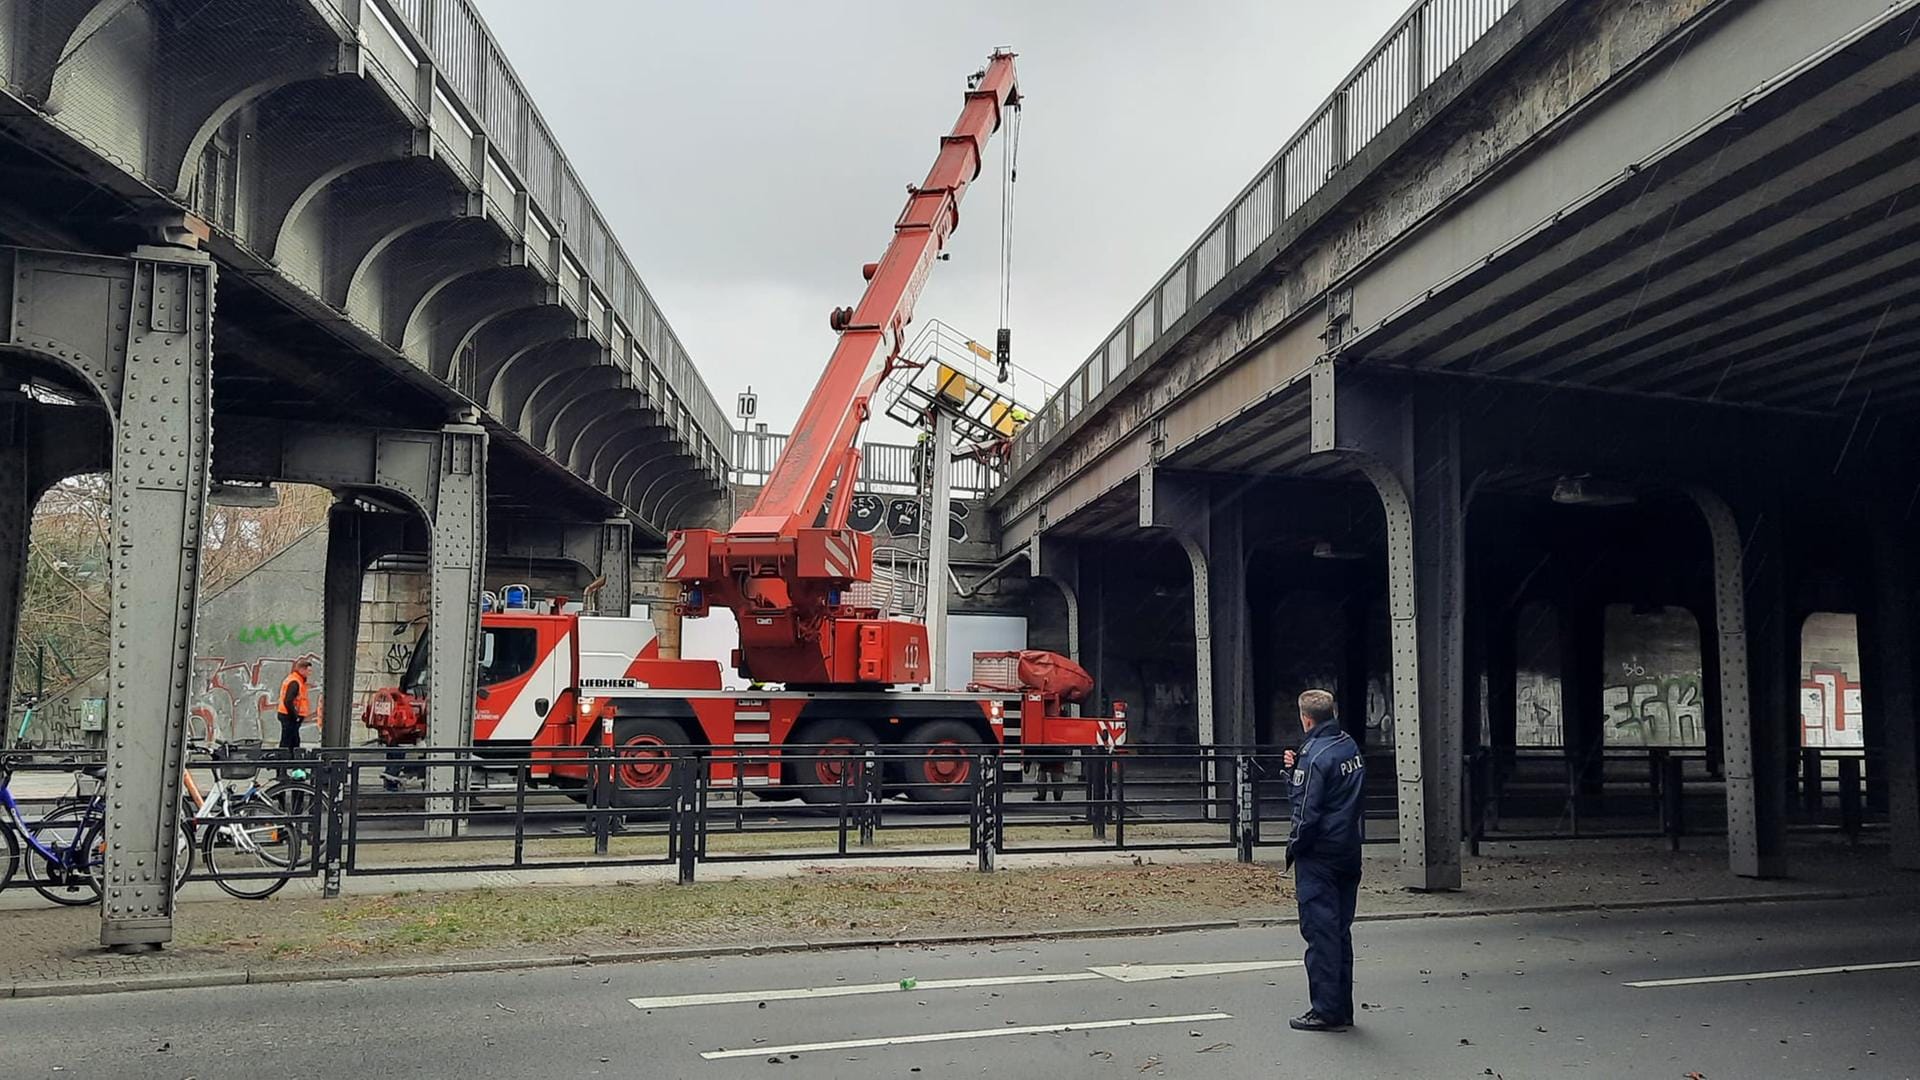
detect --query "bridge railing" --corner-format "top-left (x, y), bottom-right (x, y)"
top-left (731, 429), bottom-right (997, 496)
top-left (359, 0), bottom-right (732, 471)
top-left (1007, 0), bottom-right (1519, 471)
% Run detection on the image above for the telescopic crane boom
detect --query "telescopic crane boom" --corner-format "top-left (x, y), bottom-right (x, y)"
top-left (667, 49), bottom-right (1020, 687)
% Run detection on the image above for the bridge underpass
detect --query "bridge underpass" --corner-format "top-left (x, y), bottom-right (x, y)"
top-left (0, 0), bottom-right (730, 946)
top-left (993, 0), bottom-right (1920, 889)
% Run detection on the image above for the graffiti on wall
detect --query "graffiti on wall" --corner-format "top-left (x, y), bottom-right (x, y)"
top-left (383, 639), bottom-right (415, 674)
top-left (189, 655), bottom-right (321, 743)
top-left (816, 494), bottom-right (970, 543)
top-left (1801, 665), bottom-right (1864, 748)
top-left (1365, 676), bottom-right (1394, 740)
top-left (235, 623), bottom-right (317, 647)
top-left (1516, 672), bottom-right (1562, 746)
top-left (1604, 658), bottom-right (1705, 747)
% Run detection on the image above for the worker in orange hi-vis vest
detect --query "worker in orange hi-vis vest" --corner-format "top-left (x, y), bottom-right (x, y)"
top-left (276, 657), bottom-right (315, 750)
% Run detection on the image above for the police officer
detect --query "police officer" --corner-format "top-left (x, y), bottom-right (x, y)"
top-left (1284, 687), bottom-right (1366, 1032)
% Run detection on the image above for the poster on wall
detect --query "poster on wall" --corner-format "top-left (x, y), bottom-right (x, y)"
top-left (1800, 686), bottom-right (1827, 747)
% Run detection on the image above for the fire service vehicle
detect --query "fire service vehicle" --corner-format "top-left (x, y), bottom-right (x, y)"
top-left (366, 50), bottom-right (1125, 806)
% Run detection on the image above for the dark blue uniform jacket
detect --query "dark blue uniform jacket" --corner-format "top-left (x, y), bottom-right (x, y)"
top-left (1286, 721), bottom-right (1366, 869)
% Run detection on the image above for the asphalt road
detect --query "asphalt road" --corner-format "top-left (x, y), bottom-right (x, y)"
top-left (2, 895), bottom-right (1916, 1079)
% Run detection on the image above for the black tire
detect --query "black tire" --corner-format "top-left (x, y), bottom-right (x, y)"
top-left (26, 804), bottom-right (102, 906)
top-left (898, 720), bottom-right (984, 804)
top-left (1, 823), bottom-right (18, 894)
top-left (255, 783), bottom-right (322, 868)
top-left (203, 801), bottom-right (299, 900)
top-left (789, 718), bottom-right (879, 805)
top-left (611, 717), bottom-right (691, 809)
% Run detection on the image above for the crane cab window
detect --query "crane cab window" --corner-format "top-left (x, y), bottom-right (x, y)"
top-left (479, 627), bottom-right (540, 686)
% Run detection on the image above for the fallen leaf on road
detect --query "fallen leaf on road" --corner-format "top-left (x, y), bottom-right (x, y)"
top-left (1136, 1056), bottom-right (1162, 1072)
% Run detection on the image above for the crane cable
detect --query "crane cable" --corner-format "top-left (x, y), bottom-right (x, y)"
top-left (996, 101), bottom-right (1021, 389)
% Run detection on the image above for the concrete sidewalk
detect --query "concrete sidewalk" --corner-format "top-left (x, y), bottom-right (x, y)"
top-left (0, 833), bottom-right (1908, 999)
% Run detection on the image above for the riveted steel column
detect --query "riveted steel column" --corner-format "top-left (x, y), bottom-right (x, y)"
top-left (102, 248), bottom-right (215, 947)
top-left (594, 518), bottom-right (632, 616)
top-left (1690, 488), bottom-right (1788, 878)
top-left (1140, 466), bottom-right (1219, 748)
top-left (1864, 523), bottom-right (1920, 869)
top-left (423, 424), bottom-right (487, 833)
top-left (1393, 403), bottom-right (1466, 891)
top-left (1311, 365), bottom-right (1464, 890)
top-left (0, 406), bottom-right (28, 747)
top-left (1179, 532), bottom-right (1215, 748)
top-left (322, 500), bottom-right (366, 749)
top-left (1031, 535), bottom-right (1081, 665)
top-left (1208, 492), bottom-right (1252, 748)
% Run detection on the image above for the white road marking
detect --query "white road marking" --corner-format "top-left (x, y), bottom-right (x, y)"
top-left (631, 972), bottom-right (1101, 1010)
top-left (1625, 959), bottom-right (1920, 988)
top-left (631, 958), bottom-right (1300, 1011)
top-left (699, 1012), bottom-right (1234, 1060)
top-left (1088, 960), bottom-right (1301, 982)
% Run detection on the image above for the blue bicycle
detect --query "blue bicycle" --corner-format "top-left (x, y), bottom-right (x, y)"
top-left (1, 762), bottom-right (110, 906)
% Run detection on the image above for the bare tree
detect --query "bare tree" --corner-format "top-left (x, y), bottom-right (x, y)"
top-left (10, 478), bottom-right (332, 704)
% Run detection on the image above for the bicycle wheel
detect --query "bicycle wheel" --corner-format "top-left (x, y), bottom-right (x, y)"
top-left (1, 824), bottom-right (18, 893)
top-left (202, 800), bottom-right (300, 900)
top-left (26, 804), bottom-right (103, 906)
top-left (255, 782), bottom-right (321, 870)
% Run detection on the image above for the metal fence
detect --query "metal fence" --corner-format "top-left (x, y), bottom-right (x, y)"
top-left (1, 745), bottom-right (1390, 900)
top-left (356, 0), bottom-right (732, 467)
top-left (1466, 745), bottom-right (1885, 850)
top-left (9, 738), bottom-right (1877, 904)
top-left (1007, 0), bottom-right (1520, 469)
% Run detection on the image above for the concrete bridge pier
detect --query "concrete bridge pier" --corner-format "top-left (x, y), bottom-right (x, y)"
top-left (1, 244), bottom-right (218, 947)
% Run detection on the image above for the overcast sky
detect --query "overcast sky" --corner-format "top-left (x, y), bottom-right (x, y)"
top-left (470, 0), bottom-right (1412, 435)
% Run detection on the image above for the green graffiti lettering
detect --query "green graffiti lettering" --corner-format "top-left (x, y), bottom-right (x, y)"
top-left (236, 623), bottom-right (317, 648)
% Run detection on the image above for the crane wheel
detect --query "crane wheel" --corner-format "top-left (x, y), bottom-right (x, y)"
top-left (612, 717), bottom-right (690, 809)
top-left (899, 720), bottom-right (981, 804)
top-left (790, 718), bottom-right (879, 805)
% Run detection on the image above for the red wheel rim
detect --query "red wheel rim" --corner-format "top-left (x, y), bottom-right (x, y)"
top-left (617, 734), bottom-right (672, 789)
top-left (815, 737), bottom-right (862, 785)
top-left (921, 741), bottom-right (971, 786)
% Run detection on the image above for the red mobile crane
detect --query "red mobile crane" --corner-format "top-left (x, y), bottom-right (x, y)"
top-left (367, 50), bottom-right (1124, 806)
top-left (668, 51), bottom-right (1021, 686)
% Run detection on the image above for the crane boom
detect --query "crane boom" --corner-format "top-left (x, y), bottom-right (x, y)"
top-left (665, 50), bottom-right (1020, 688)
top-left (737, 51), bottom-right (1019, 537)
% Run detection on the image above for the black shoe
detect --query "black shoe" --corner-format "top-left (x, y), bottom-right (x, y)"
top-left (1289, 1011), bottom-right (1350, 1032)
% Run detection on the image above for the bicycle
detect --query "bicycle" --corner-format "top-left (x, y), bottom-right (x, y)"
top-left (4, 761), bottom-right (198, 906)
top-left (188, 742), bottom-right (317, 900)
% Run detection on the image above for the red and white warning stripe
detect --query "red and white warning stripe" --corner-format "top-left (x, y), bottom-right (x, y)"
top-left (821, 530), bottom-right (858, 579)
top-left (664, 532), bottom-right (688, 579)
